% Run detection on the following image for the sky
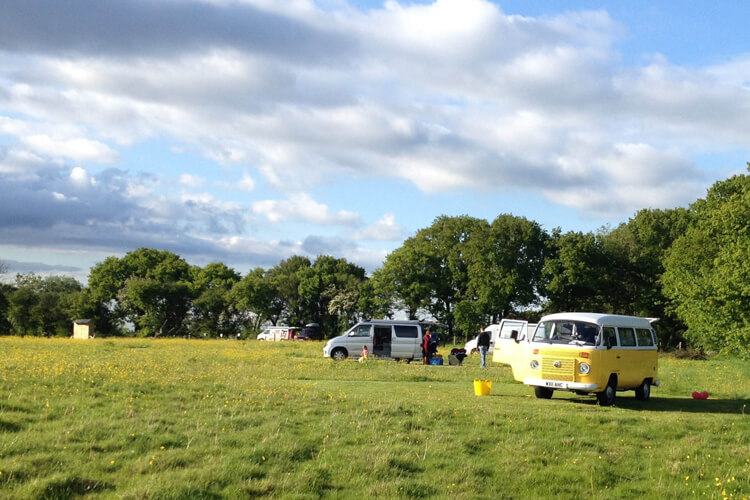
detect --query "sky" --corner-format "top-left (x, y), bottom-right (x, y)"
top-left (1, 0), bottom-right (749, 283)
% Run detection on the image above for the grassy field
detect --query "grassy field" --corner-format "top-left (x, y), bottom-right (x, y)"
top-left (0, 337), bottom-right (748, 499)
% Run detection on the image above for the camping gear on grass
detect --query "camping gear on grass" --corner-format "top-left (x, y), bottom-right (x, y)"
top-left (449, 348), bottom-right (467, 365)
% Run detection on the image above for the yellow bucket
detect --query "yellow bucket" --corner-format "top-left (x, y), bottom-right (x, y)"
top-left (474, 379), bottom-right (492, 396)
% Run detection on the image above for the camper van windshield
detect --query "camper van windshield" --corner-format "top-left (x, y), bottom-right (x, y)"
top-left (532, 320), bottom-right (599, 346)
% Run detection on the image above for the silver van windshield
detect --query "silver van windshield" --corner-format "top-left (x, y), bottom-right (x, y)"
top-left (532, 320), bottom-right (599, 346)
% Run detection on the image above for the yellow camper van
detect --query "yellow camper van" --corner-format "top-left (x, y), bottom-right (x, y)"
top-left (493, 312), bottom-right (659, 406)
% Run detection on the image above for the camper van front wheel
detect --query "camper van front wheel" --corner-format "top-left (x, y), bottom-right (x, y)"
top-left (635, 379), bottom-right (651, 401)
top-left (331, 348), bottom-right (347, 361)
top-left (534, 387), bottom-right (554, 399)
top-left (597, 376), bottom-right (617, 406)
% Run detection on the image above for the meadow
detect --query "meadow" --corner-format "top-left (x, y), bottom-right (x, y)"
top-left (0, 337), bottom-right (748, 499)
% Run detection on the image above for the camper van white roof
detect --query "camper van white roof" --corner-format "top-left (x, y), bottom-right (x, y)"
top-left (539, 312), bottom-right (654, 329)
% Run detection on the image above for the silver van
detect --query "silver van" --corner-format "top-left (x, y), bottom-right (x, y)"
top-left (323, 320), bottom-right (426, 361)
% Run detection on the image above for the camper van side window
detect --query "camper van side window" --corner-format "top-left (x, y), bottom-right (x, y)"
top-left (353, 325), bottom-right (371, 337)
top-left (618, 327), bottom-right (637, 347)
top-left (394, 325), bottom-right (418, 338)
top-left (636, 328), bottom-right (654, 347)
top-left (603, 327), bottom-right (618, 347)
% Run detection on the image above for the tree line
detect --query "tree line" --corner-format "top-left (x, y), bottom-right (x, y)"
top-left (2, 169), bottom-right (750, 355)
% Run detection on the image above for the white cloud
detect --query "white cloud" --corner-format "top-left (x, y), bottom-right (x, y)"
top-left (217, 171), bottom-right (255, 192)
top-left (353, 213), bottom-right (406, 241)
top-left (69, 166), bottom-right (89, 186)
top-left (541, 143), bottom-right (705, 216)
top-left (178, 174), bottom-right (205, 187)
top-left (180, 191), bottom-right (243, 213)
top-left (252, 193), bottom-right (361, 226)
top-left (2, 0), bottom-right (744, 213)
top-left (124, 178), bottom-right (155, 199)
top-left (236, 172), bottom-right (256, 192)
top-left (21, 135), bottom-right (118, 163)
top-left (1, 0), bottom-right (750, 272)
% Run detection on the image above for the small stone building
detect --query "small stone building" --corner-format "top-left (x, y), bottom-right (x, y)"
top-left (73, 319), bottom-right (94, 339)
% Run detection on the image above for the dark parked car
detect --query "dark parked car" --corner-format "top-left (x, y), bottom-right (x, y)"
top-left (296, 323), bottom-right (322, 341)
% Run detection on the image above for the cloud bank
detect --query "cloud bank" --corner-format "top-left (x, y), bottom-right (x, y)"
top-left (1, 0), bottom-right (748, 272)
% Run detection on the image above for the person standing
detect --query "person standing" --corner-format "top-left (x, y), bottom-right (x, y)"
top-left (429, 329), bottom-right (439, 358)
top-left (477, 329), bottom-right (491, 368)
top-left (422, 329), bottom-right (432, 364)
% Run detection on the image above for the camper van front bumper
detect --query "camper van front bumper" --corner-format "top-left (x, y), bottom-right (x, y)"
top-left (523, 378), bottom-right (598, 391)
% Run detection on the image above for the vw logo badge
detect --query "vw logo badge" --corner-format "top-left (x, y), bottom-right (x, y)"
top-left (553, 361), bottom-right (561, 368)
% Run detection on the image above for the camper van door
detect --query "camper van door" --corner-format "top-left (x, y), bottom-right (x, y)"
top-left (391, 323), bottom-right (420, 360)
top-left (492, 319), bottom-right (532, 380)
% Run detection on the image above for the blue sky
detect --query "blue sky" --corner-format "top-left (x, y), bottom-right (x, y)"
top-left (1, 0), bottom-right (749, 282)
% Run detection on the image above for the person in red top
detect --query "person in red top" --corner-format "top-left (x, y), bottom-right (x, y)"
top-left (422, 329), bottom-right (432, 364)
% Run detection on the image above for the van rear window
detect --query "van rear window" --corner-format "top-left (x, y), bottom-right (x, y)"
top-left (636, 329), bottom-right (654, 347)
top-left (394, 325), bottom-right (418, 338)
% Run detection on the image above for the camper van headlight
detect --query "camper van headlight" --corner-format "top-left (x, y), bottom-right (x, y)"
top-left (578, 362), bottom-right (591, 375)
top-left (530, 359), bottom-right (540, 370)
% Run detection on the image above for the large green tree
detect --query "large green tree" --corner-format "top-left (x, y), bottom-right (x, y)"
top-left (663, 171), bottom-right (750, 354)
top-left (6, 274), bottom-right (82, 336)
top-left (352, 278), bottom-right (393, 322)
top-left (230, 255), bottom-right (367, 338)
top-left (376, 215), bottom-right (487, 338)
top-left (602, 208), bottom-right (690, 347)
top-left (230, 267), bottom-right (284, 333)
top-left (266, 255), bottom-right (312, 327)
top-left (541, 230), bottom-right (612, 312)
top-left (188, 262), bottom-right (241, 338)
top-left (370, 244), bottom-right (432, 319)
top-left (87, 248), bottom-right (193, 336)
top-left (0, 260), bottom-right (12, 333)
top-left (298, 255), bottom-right (367, 336)
top-left (374, 214), bottom-right (550, 339)
top-left (467, 214), bottom-right (549, 322)
top-left (67, 287), bottom-right (121, 336)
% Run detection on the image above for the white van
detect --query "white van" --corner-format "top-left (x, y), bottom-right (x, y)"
top-left (465, 319), bottom-right (537, 354)
top-left (257, 326), bottom-right (297, 341)
top-left (323, 320), bottom-right (428, 361)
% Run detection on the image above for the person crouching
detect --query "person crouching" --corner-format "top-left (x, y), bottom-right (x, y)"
top-left (359, 345), bottom-right (369, 363)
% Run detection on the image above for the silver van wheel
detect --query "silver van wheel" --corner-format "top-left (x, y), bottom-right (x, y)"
top-left (635, 379), bottom-right (651, 401)
top-left (331, 348), bottom-right (347, 361)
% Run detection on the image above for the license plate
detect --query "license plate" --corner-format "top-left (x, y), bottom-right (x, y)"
top-left (545, 381), bottom-right (566, 388)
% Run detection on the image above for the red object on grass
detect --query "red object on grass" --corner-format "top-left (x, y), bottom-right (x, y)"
top-left (691, 391), bottom-right (709, 399)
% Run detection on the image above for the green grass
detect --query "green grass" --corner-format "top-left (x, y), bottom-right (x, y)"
top-left (0, 337), bottom-right (748, 499)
